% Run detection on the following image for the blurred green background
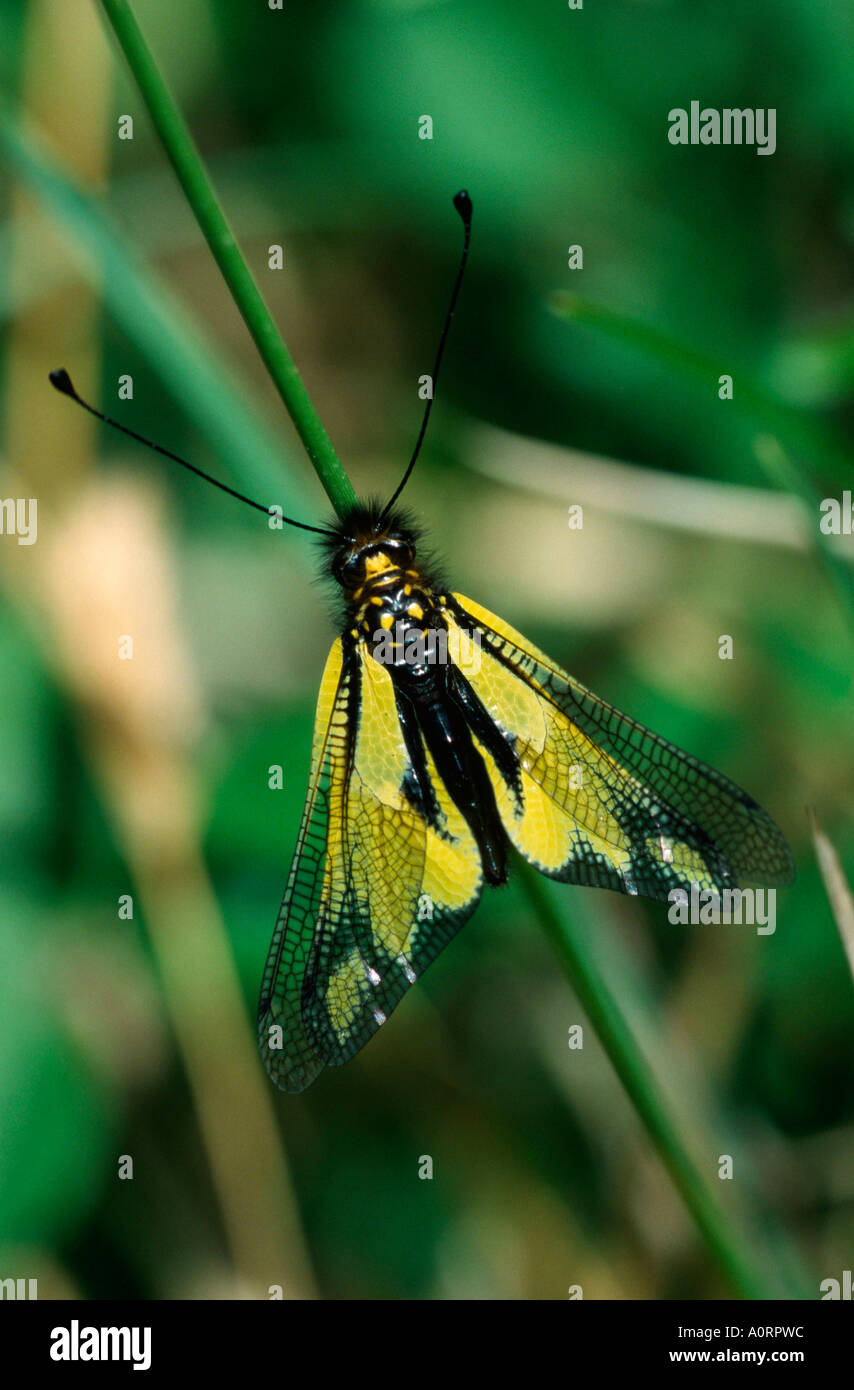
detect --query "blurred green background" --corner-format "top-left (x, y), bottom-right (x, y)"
top-left (1, 0), bottom-right (853, 1300)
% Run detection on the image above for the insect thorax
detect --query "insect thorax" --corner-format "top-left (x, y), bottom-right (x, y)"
top-left (351, 558), bottom-right (447, 672)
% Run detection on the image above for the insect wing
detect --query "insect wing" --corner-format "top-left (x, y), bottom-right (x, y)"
top-left (444, 593), bottom-right (793, 901)
top-left (258, 638), bottom-right (348, 1092)
top-left (258, 634), bottom-right (484, 1092)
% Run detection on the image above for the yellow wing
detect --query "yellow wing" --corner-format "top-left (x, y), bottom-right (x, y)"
top-left (258, 634), bottom-right (483, 1093)
top-left (442, 592), bottom-right (793, 899)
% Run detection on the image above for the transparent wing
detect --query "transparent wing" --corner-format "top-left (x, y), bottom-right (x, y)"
top-left (258, 635), bottom-right (483, 1093)
top-left (257, 638), bottom-right (349, 1092)
top-left (445, 593), bottom-right (793, 901)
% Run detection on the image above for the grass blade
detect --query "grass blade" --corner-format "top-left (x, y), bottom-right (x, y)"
top-left (97, 0), bottom-right (356, 516)
top-left (517, 860), bottom-right (815, 1299)
top-left (0, 103), bottom-right (319, 527)
top-left (551, 292), bottom-right (852, 489)
top-left (810, 811), bottom-right (854, 989)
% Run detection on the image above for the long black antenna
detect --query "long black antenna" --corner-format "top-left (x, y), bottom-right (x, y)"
top-left (382, 189), bottom-right (472, 516)
top-left (48, 369), bottom-right (334, 537)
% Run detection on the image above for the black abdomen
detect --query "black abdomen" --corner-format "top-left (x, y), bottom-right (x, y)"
top-left (391, 649), bottom-right (513, 888)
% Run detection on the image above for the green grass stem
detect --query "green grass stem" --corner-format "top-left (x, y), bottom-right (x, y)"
top-left (98, 0), bottom-right (356, 518)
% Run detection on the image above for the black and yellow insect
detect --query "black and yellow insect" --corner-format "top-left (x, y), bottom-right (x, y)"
top-left (50, 191), bottom-right (792, 1096)
top-left (256, 499), bottom-right (792, 1091)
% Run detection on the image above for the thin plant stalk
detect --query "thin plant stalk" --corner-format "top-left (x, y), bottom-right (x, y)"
top-left (516, 862), bottom-right (813, 1299)
top-left (97, 0), bottom-right (356, 518)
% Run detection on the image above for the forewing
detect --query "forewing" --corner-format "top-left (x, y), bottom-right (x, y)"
top-left (258, 638), bottom-right (349, 1092)
top-left (445, 593), bottom-right (793, 901)
top-left (258, 634), bottom-right (483, 1093)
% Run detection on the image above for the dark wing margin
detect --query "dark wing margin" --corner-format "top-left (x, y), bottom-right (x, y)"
top-left (258, 634), bottom-right (483, 1093)
top-left (257, 637), bottom-right (350, 1093)
top-left (447, 592), bottom-right (793, 903)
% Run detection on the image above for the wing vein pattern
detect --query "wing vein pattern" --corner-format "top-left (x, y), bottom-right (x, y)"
top-left (445, 591), bottom-right (792, 901)
top-left (258, 634), bottom-right (483, 1092)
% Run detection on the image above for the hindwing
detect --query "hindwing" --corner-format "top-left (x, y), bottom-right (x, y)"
top-left (442, 593), bottom-right (793, 900)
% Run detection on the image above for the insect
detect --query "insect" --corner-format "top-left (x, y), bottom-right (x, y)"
top-left (51, 191), bottom-right (792, 1094)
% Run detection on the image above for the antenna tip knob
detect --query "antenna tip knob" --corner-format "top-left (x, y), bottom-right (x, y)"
top-left (453, 189), bottom-right (472, 225)
top-left (49, 368), bottom-right (75, 396)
